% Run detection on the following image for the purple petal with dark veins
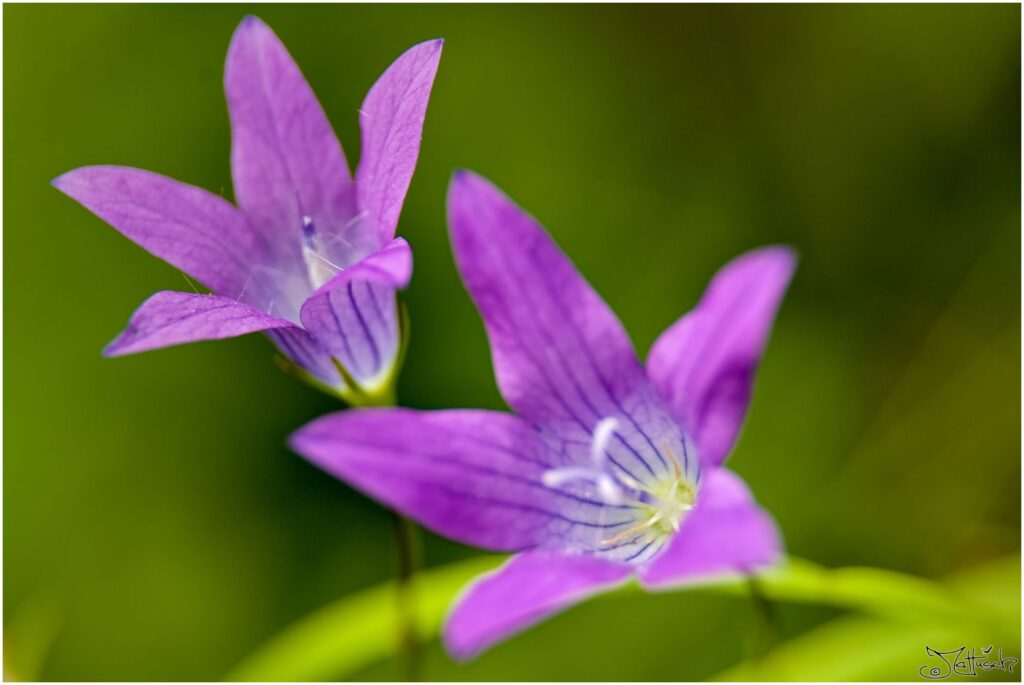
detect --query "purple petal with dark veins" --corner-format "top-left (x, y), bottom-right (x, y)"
top-left (225, 16), bottom-right (359, 270)
top-left (104, 290), bottom-right (297, 357)
top-left (53, 166), bottom-right (262, 296)
top-left (299, 238), bottom-right (411, 389)
top-left (290, 409), bottom-right (639, 551)
top-left (638, 468), bottom-right (782, 588)
top-left (647, 247), bottom-right (796, 467)
top-left (447, 171), bottom-right (678, 483)
top-left (264, 326), bottom-right (341, 388)
top-left (444, 550), bottom-right (632, 660)
top-left (356, 39), bottom-right (443, 241)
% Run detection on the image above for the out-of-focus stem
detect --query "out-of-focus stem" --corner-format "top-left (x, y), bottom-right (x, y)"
top-left (314, 298), bottom-right (418, 678)
top-left (392, 512), bottom-right (421, 681)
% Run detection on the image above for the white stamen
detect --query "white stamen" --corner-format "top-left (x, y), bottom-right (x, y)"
top-left (235, 270), bottom-right (253, 303)
top-left (342, 210), bottom-right (369, 232)
top-left (309, 251), bottom-right (345, 272)
top-left (300, 215), bottom-right (345, 290)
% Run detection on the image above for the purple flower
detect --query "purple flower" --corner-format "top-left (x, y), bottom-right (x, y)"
top-left (291, 171), bottom-right (796, 658)
top-left (53, 17), bottom-right (442, 400)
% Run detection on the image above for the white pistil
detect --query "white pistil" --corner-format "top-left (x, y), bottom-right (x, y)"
top-left (543, 417), bottom-right (625, 505)
top-left (590, 417), bottom-right (619, 464)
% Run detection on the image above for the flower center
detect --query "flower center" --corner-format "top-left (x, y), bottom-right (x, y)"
top-left (301, 215), bottom-right (344, 290)
top-left (542, 417), bottom-right (698, 562)
top-left (600, 470), bottom-right (696, 547)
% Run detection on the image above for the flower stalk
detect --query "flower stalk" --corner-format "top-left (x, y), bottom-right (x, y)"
top-left (392, 512), bottom-right (422, 681)
top-left (332, 305), bottom-right (421, 679)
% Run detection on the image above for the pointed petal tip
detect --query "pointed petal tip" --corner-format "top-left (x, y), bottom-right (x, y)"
top-left (441, 625), bottom-right (480, 663)
top-left (446, 170), bottom-right (519, 235)
top-left (722, 245), bottom-right (799, 291)
top-left (102, 326), bottom-right (145, 358)
top-left (751, 244), bottom-right (799, 269)
top-left (409, 36), bottom-right (445, 56)
top-left (448, 168), bottom-right (493, 198)
top-left (749, 244), bottom-right (799, 285)
top-left (50, 166), bottom-right (87, 192)
top-left (286, 423), bottom-right (311, 456)
top-left (50, 165), bottom-right (128, 193)
top-left (770, 243), bottom-right (799, 264)
top-left (287, 410), bottom-right (349, 464)
top-left (100, 340), bottom-right (125, 358)
top-left (373, 36), bottom-right (443, 79)
top-left (450, 167), bottom-right (472, 184)
top-left (50, 172), bottom-right (69, 191)
top-left (237, 14), bottom-right (267, 32)
top-left (227, 14), bottom-right (275, 59)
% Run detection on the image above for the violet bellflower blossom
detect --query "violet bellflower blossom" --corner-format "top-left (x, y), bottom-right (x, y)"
top-left (53, 17), bottom-right (442, 400)
top-left (291, 171), bottom-right (796, 659)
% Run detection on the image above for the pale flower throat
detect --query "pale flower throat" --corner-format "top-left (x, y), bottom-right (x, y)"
top-left (542, 417), bottom-right (698, 563)
top-left (301, 215), bottom-right (344, 290)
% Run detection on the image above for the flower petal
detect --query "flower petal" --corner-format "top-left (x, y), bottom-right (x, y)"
top-left (647, 247), bottom-right (796, 467)
top-left (265, 326), bottom-right (341, 389)
top-left (52, 166), bottom-right (261, 296)
top-left (444, 550), bottom-right (632, 660)
top-left (298, 238), bottom-right (411, 391)
top-left (104, 290), bottom-right (297, 357)
top-left (447, 172), bottom-right (684, 484)
top-left (225, 16), bottom-right (361, 268)
top-left (290, 409), bottom-right (640, 551)
top-left (445, 173), bottom-right (638, 423)
top-left (638, 468), bottom-right (782, 588)
top-left (356, 39), bottom-right (443, 241)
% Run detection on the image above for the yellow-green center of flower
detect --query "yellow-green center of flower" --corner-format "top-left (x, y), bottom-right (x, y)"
top-left (542, 417), bottom-right (700, 562)
top-left (600, 471), bottom-right (696, 547)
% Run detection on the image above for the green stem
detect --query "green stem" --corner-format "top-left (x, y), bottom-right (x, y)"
top-left (361, 379), bottom-right (419, 680)
top-left (392, 512), bottom-right (421, 681)
top-left (280, 296), bottom-right (418, 677)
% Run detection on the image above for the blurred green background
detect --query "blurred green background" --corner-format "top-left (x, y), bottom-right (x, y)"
top-left (4, 3), bottom-right (1021, 681)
